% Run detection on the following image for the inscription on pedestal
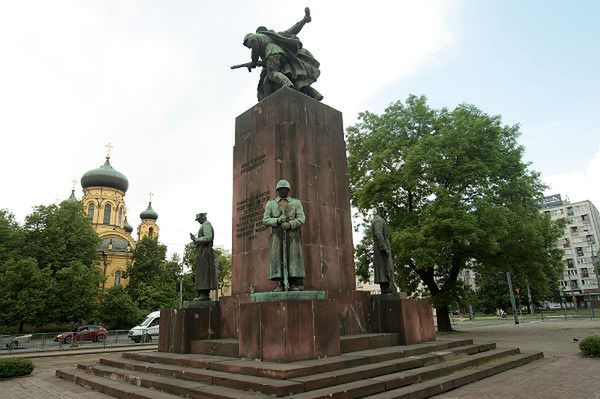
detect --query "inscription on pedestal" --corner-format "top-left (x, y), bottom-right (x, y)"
top-left (235, 191), bottom-right (270, 240)
top-left (241, 154), bottom-right (266, 174)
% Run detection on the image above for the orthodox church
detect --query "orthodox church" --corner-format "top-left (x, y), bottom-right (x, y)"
top-left (66, 148), bottom-right (159, 288)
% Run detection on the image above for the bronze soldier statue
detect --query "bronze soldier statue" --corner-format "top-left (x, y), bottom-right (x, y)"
top-left (232, 7), bottom-right (323, 102)
top-left (190, 212), bottom-right (216, 300)
top-left (372, 206), bottom-right (398, 294)
top-left (263, 180), bottom-right (306, 291)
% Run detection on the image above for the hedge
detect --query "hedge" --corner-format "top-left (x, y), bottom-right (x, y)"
top-left (0, 357), bottom-right (35, 378)
top-left (579, 335), bottom-right (600, 358)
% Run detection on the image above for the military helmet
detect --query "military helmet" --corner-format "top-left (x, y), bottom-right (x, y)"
top-left (276, 180), bottom-right (291, 190)
top-left (195, 212), bottom-right (207, 221)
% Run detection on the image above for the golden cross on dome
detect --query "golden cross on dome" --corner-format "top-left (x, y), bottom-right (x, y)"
top-left (105, 143), bottom-right (113, 159)
top-left (71, 178), bottom-right (77, 191)
top-left (148, 192), bottom-right (154, 203)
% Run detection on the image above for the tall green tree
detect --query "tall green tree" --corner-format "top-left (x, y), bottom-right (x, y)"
top-left (0, 209), bottom-right (24, 264)
top-left (125, 237), bottom-right (178, 312)
top-left (22, 201), bottom-right (99, 272)
top-left (347, 95), bottom-right (564, 331)
top-left (0, 258), bottom-right (54, 333)
top-left (97, 285), bottom-right (142, 329)
top-left (53, 261), bottom-right (105, 323)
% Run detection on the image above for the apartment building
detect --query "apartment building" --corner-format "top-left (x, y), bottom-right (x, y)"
top-left (541, 194), bottom-right (600, 301)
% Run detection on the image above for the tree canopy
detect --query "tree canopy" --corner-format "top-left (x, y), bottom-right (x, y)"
top-left (346, 95), bottom-right (564, 331)
top-left (23, 201), bottom-right (99, 272)
top-left (125, 236), bottom-right (179, 312)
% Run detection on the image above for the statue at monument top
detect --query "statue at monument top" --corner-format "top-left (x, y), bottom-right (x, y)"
top-left (231, 7), bottom-right (323, 102)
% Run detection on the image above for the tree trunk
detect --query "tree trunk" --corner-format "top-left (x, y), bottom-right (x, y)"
top-left (436, 304), bottom-right (453, 332)
top-left (19, 320), bottom-right (24, 334)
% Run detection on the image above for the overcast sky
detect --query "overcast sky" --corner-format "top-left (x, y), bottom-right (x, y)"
top-left (1, 0), bottom-right (599, 258)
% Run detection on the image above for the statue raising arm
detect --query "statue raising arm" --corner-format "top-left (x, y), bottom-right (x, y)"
top-left (282, 7), bottom-right (312, 35)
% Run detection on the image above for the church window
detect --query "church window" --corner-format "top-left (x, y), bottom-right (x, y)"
top-left (118, 207), bottom-right (123, 226)
top-left (114, 271), bottom-right (122, 286)
top-left (87, 203), bottom-right (95, 221)
top-left (149, 227), bottom-right (154, 237)
top-left (103, 204), bottom-right (111, 225)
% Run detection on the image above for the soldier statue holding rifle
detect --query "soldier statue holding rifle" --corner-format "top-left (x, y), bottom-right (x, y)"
top-left (231, 7), bottom-right (323, 102)
top-left (372, 206), bottom-right (398, 294)
top-left (263, 180), bottom-right (306, 292)
top-left (190, 212), bottom-right (216, 301)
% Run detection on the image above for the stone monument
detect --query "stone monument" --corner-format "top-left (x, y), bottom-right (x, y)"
top-left (160, 8), bottom-right (434, 360)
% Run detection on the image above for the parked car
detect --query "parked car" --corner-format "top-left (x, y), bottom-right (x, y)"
top-left (128, 311), bottom-right (160, 343)
top-left (54, 325), bottom-right (107, 344)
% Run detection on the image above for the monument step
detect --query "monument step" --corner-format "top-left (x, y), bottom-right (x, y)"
top-left (94, 343), bottom-right (493, 396)
top-left (286, 348), bottom-right (526, 399)
top-left (190, 338), bottom-right (240, 357)
top-left (55, 368), bottom-right (183, 399)
top-left (121, 339), bottom-right (474, 380)
top-left (339, 333), bottom-right (400, 353)
top-left (287, 343), bottom-right (497, 391)
top-left (56, 341), bottom-right (542, 399)
top-left (84, 363), bottom-right (303, 397)
top-left (95, 358), bottom-right (305, 396)
top-left (361, 351), bottom-right (544, 399)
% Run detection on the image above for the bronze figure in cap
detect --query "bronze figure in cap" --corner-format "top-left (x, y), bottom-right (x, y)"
top-left (190, 212), bottom-right (216, 300)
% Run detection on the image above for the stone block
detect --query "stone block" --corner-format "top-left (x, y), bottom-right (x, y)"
top-left (239, 298), bottom-right (340, 362)
top-left (370, 295), bottom-right (435, 345)
top-left (159, 305), bottom-right (220, 354)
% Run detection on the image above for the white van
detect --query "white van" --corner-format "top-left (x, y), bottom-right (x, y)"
top-left (128, 311), bottom-right (160, 343)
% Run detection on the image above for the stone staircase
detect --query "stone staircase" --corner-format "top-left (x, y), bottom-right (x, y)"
top-left (56, 334), bottom-right (543, 399)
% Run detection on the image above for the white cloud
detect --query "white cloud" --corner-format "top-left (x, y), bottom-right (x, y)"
top-left (543, 143), bottom-right (600, 207)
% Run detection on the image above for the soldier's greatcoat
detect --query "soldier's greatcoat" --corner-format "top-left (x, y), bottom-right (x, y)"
top-left (263, 196), bottom-right (306, 280)
top-left (372, 214), bottom-right (393, 284)
top-left (193, 221), bottom-right (216, 291)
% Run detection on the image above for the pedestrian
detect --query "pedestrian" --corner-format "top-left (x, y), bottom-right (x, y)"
top-left (71, 321), bottom-right (79, 348)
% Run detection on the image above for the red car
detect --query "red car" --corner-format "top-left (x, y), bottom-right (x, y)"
top-left (54, 325), bottom-right (107, 344)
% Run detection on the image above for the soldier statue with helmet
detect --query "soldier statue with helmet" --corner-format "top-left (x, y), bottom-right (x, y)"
top-left (263, 179), bottom-right (306, 291)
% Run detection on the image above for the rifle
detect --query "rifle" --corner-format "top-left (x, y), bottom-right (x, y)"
top-left (230, 61), bottom-right (264, 72)
top-left (282, 229), bottom-right (290, 291)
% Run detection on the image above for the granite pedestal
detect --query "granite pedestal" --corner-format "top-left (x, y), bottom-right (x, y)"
top-left (370, 294), bottom-right (435, 345)
top-left (239, 294), bottom-right (340, 362)
top-left (159, 302), bottom-right (219, 353)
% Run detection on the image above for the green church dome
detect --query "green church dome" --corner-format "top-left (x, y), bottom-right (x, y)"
top-left (140, 202), bottom-right (158, 220)
top-left (64, 189), bottom-right (78, 203)
top-left (81, 157), bottom-right (129, 193)
top-left (124, 217), bottom-right (133, 233)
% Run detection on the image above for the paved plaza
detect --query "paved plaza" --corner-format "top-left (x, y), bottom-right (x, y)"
top-left (1, 319), bottom-right (598, 399)
top-left (432, 318), bottom-right (600, 398)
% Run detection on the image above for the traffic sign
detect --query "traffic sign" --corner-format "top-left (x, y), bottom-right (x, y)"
top-left (572, 296), bottom-right (577, 302)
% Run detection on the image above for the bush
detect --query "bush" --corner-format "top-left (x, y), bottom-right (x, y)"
top-left (0, 358), bottom-right (35, 378)
top-left (579, 335), bottom-right (600, 358)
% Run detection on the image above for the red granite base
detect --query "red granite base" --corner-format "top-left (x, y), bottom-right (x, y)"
top-left (159, 306), bottom-right (220, 353)
top-left (239, 298), bottom-right (340, 362)
top-left (370, 295), bottom-right (435, 345)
